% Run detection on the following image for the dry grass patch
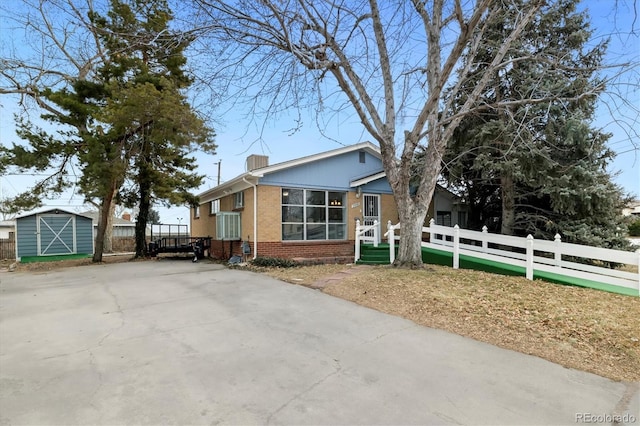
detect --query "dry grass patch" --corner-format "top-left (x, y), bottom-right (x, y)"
top-left (2, 254), bottom-right (140, 273)
top-left (252, 263), bottom-right (350, 286)
top-left (263, 263), bottom-right (640, 382)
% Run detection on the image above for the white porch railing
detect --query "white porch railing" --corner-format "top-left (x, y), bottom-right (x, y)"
top-left (354, 219), bottom-right (379, 262)
top-left (383, 219), bottom-right (640, 296)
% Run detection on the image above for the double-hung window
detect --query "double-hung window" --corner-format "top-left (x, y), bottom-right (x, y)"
top-left (282, 188), bottom-right (346, 241)
top-left (234, 191), bottom-right (244, 209)
top-left (210, 199), bottom-right (220, 215)
top-left (436, 210), bottom-right (452, 227)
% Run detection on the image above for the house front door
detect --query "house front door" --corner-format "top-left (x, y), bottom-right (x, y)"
top-left (363, 194), bottom-right (381, 243)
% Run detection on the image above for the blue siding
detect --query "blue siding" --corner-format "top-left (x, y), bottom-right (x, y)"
top-left (16, 211), bottom-right (94, 258)
top-left (360, 177), bottom-right (393, 194)
top-left (16, 215), bottom-right (37, 257)
top-left (260, 150), bottom-right (386, 191)
top-left (75, 216), bottom-right (94, 254)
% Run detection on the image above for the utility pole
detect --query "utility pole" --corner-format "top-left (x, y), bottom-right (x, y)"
top-left (214, 161), bottom-right (221, 186)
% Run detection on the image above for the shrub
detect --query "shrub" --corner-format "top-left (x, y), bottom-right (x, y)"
top-left (628, 219), bottom-right (640, 237)
top-left (251, 256), bottom-right (299, 268)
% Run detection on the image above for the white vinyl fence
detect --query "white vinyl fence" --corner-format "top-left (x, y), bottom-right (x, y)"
top-left (373, 219), bottom-right (640, 296)
top-left (354, 219), bottom-right (380, 262)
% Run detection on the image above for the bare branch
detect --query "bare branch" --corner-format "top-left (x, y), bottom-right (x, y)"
top-left (185, 0), bottom-right (635, 265)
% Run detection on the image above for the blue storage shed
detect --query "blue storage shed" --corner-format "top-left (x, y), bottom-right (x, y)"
top-left (15, 209), bottom-right (94, 261)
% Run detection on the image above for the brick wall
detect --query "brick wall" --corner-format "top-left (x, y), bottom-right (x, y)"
top-left (380, 193), bottom-right (399, 227)
top-left (257, 185), bottom-right (281, 241)
top-left (347, 192), bottom-right (398, 234)
top-left (257, 240), bottom-right (354, 259)
top-left (240, 186), bottom-right (254, 242)
top-left (346, 191), bottom-right (359, 237)
top-left (191, 190), bottom-right (250, 239)
top-left (208, 239), bottom-right (355, 261)
top-left (200, 185), bottom-right (397, 263)
top-left (190, 203), bottom-right (215, 237)
top-left (209, 239), bottom-right (244, 259)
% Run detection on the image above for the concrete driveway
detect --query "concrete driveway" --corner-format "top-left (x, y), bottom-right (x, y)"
top-left (0, 260), bottom-right (637, 425)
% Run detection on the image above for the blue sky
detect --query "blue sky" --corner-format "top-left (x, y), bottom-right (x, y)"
top-left (0, 0), bottom-right (638, 225)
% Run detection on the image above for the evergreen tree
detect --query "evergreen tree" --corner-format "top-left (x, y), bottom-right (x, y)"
top-left (0, 0), bottom-right (215, 260)
top-left (148, 208), bottom-right (161, 225)
top-left (3, 69), bottom-right (124, 262)
top-left (442, 0), bottom-right (630, 249)
top-left (90, 0), bottom-right (216, 257)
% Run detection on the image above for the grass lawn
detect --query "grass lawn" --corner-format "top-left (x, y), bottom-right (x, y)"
top-left (257, 263), bottom-right (640, 382)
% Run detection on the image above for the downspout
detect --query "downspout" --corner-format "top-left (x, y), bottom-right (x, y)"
top-left (242, 177), bottom-right (258, 259)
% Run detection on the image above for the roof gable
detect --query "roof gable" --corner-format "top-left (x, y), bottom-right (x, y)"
top-left (249, 141), bottom-right (380, 176)
top-left (198, 141), bottom-right (382, 202)
top-left (258, 147), bottom-right (384, 191)
top-left (350, 171), bottom-right (386, 187)
top-left (79, 211), bottom-right (136, 226)
top-left (16, 208), bottom-right (92, 220)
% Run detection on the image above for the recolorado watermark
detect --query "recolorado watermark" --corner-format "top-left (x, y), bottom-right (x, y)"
top-left (576, 413), bottom-right (637, 424)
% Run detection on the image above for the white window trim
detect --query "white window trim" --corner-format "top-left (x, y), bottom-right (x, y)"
top-left (210, 199), bottom-right (220, 215)
top-left (281, 188), bottom-right (347, 241)
top-left (234, 191), bottom-right (244, 209)
top-left (216, 212), bottom-right (241, 240)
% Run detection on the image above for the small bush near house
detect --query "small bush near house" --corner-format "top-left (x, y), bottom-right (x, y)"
top-left (628, 219), bottom-right (640, 236)
top-left (251, 256), bottom-right (299, 268)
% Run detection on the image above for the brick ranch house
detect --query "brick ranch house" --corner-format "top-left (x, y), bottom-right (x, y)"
top-left (190, 142), bottom-right (467, 262)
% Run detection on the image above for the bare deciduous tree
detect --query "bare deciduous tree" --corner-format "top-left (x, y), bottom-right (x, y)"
top-left (190, 0), bottom-right (545, 266)
top-left (0, 0), bottom-right (119, 261)
top-left (1, 0), bottom-right (214, 262)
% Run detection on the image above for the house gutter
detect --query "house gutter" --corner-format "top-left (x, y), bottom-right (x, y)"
top-left (242, 176), bottom-right (258, 260)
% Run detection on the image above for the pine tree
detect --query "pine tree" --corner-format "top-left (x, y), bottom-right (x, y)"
top-left (0, 0), bottom-right (215, 261)
top-left (90, 0), bottom-right (216, 257)
top-left (442, 0), bottom-right (630, 249)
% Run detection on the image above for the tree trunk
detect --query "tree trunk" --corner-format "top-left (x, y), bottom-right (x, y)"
top-left (93, 183), bottom-right (117, 262)
top-left (384, 129), bottom-right (441, 268)
top-left (501, 172), bottom-right (515, 235)
top-left (102, 193), bottom-right (116, 253)
top-left (135, 157), bottom-right (152, 258)
top-left (134, 195), bottom-right (149, 258)
top-left (105, 199), bottom-right (116, 253)
top-left (394, 206), bottom-right (428, 267)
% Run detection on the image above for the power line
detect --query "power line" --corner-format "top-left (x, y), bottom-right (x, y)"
top-left (608, 139), bottom-right (639, 147)
top-left (1, 173), bottom-right (77, 177)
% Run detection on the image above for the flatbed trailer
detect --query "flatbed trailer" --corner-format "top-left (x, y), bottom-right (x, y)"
top-left (148, 236), bottom-right (212, 260)
top-left (146, 223), bottom-right (211, 261)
